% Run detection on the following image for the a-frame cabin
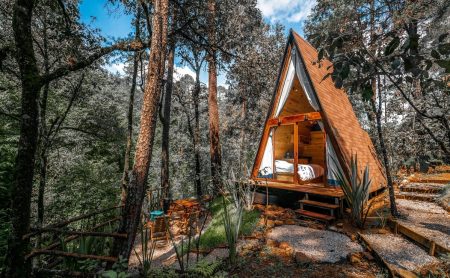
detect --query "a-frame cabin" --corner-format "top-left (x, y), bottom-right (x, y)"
top-left (251, 30), bottom-right (386, 220)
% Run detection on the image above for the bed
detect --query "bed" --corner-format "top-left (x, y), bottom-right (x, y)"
top-left (275, 159), bottom-right (324, 181)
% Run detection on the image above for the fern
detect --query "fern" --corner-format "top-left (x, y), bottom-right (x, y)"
top-left (187, 260), bottom-right (222, 278)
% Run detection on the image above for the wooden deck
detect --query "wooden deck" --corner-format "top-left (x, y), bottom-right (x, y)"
top-left (254, 180), bottom-right (344, 198)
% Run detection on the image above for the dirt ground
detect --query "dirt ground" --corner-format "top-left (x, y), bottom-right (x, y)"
top-left (229, 244), bottom-right (385, 278)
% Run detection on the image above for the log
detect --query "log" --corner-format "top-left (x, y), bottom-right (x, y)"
top-left (358, 233), bottom-right (395, 277)
top-left (389, 219), bottom-right (449, 256)
top-left (30, 250), bottom-right (117, 262)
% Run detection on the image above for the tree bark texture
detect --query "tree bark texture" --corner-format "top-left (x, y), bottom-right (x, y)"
top-left (160, 36), bottom-right (175, 201)
top-left (111, 0), bottom-right (169, 260)
top-left (4, 0), bottom-right (40, 276)
top-left (371, 86), bottom-right (398, 217)
top-left (207, 0), bottom-right (223, 194)
top-left (193, 68), bottom-right (203, 198)
top-left (239, 95), bottom-right (247, 169)
top-left (36, 12), bottom-right (50, 261)
top-left (121, 7), bottom-right (141, 205)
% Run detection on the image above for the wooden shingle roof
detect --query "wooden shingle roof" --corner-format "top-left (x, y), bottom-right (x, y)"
top-left (292, 31), bottom-right (386, 191)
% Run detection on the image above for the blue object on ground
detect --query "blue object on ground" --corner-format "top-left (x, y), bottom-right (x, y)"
top-left (150, 210), bottom-right (164, 221)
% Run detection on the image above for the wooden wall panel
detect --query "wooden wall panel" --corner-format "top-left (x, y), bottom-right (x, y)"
top-left (274, 125), bottom-right (294, 160)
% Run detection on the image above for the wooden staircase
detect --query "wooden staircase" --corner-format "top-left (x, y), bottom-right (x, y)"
top-left (396, 182), bottom-right (445, 202)
top-left (295, 193), bottom-right (343, 222)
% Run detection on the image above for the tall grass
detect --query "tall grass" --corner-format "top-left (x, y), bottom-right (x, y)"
top-left (133, 220), bottom-right (157, 275)
top-left (221, 170), bottom-right (247, 265)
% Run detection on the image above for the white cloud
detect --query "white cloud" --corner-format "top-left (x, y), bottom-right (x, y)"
top-left (174, 65), bottom-right (196, 81)
top-left (257, 0), bottom-right (316, 23)
top-left (104, 62), bottom-right (126, 76)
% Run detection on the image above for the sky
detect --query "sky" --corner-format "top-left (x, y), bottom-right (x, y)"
top-left (79, 0), bottom-right (316, 85)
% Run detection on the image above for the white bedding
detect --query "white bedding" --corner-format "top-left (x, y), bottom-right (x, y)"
top-left (275, 160), bottom-right (324, 181)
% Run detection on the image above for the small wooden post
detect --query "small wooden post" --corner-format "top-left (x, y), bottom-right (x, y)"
top-left (293, 123), bottom-right (299, 184)
top-left (429, 241), bottom-right (436, 256)
top-left (394, 222), bottom-right (398, 235)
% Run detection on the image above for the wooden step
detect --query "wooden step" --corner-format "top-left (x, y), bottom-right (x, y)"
top-left (395, 192), bottom-right (439, 202)
top-left (399, 183), bottom-right (444, 194)
top-left (299, 199), bottom-right (339, 210)
top-left (295, 209), bottom-right (335, 221)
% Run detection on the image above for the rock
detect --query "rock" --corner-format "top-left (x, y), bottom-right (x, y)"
top-left (348, 252), bottom-right (362, 265)
top-left (284, 219), bottom-right (296, 225)
top-left (254, 231), bottom-right (264, 239)
top-left (377, 228), bottom-right (389, 234)
top-left (258, 218), bottom-right (265, 226)
top-left (266, 239), bottom-right (278, 247)
top-left (362, 251), bottom-right (374, 261)
top-left (328, 226), bottom-right (338, 232)
top-left (278, 241), bottom-right (291, 250)
top-left (203, 248), bottom-right (229, 264)
top-left (266, 219), bottom-right (275, 228)
top-left (274, 220), bottom-right (284, 226)
top-left (294, 251), bottom-right (312, 265)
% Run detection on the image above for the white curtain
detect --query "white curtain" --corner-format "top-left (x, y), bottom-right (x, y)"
top-left (326, 136), bottom-right (343, 185)
top-left (275, 60), bottom-right (295, 117)
top-left (317, 120), bottom-right (343, 185)
top-left (258, 129), bottom-right (274, 177)
top-left (292, 46), bottom-right (320, 111)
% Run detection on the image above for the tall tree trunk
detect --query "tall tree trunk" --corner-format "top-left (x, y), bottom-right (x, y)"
top-left (36, 12), bottom-right (50, 259)
top-left (367, 0), bottom-right (397, 216)
top-left (371, 80), bottom-right (398, 217)
top-left (239, 95), bottom-right (247, 169)
top-left (193, 68), bottom-right (203, 198)
top-left (121, 7), bottom-right (141, 205)
top-left (160, 35), bottom-right (175, 201)
top-left (4, 0), bottom-right (40, 276)
top-left (207, 0), bottom-right (222, 194)
top-left (111, 0), bottom-right (169, 260)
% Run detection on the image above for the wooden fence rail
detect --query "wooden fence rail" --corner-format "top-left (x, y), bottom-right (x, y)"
top-left (31, 250), bottom-right (118, 262)
top-left (25, 205), bottom-right (124, 271)
top-left (23, 205), bottom-right (123, 240)
top-left (30, 227), bottom-right (127, 239)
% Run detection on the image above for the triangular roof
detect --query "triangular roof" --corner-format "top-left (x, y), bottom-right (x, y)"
top-left (252, 30), bottom-right (386, 192)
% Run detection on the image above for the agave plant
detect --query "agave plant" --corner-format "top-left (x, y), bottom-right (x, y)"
top-left (332, 154), bottom-right (372, 228)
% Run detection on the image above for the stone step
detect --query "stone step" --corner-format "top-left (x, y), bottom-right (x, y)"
top-left (395, 191), bottom-right (439, 202)
top-left (295, 209), bottom-right (335, 221)
top-left (399, 183), bottom-right (445, 194)
top-left (299, 199), bottom-right (339, 210)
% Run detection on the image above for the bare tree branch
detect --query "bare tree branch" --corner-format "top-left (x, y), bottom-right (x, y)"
top-left (41, 41), bottom-right (149, 85)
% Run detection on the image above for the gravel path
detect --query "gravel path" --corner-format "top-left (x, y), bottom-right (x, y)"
top-left (267, 225), bottom-right (362, 263)
top-left (361, 233), bottom-right (439, 272)
top-left (396, 199), bottom-right (447, 214)
top-left (396, 199), bottom-right (450, 249)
